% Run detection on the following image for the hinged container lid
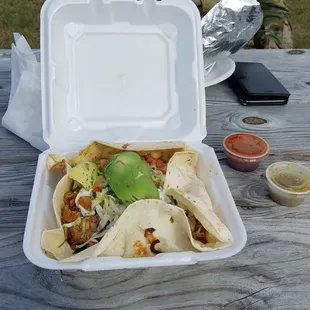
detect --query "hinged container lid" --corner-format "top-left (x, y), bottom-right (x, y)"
top-left (41, 0), bottom-right (206, 147)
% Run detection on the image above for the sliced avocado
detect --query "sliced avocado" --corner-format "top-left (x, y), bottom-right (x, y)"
top-left (72, 180), bottom-right (81, 191)
top-left (104, 151), bottom-right (159, 204)
top-left (69, 162), bottom-right (99, 191)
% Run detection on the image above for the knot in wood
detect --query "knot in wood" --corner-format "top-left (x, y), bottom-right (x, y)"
top-left (242, 117), bottom-right (267, 125)
top-left (287, 50), bottom-right (305, 55)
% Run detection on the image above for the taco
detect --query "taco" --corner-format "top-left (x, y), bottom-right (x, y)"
top-left (164, 151), bottom-right (233, 250)
top-left (41, 141), bottom-right (232, 261)
top-left (42, 198), bottom-right (197, 261)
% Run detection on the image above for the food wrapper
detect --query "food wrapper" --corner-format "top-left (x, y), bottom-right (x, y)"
top-left (1, 33), bottom-right (48, 151)
top-left (201, 0), bottom-right (263, 66)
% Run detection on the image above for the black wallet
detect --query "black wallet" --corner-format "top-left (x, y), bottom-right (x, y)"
top-left (228, 62), bottom-right (290, 106)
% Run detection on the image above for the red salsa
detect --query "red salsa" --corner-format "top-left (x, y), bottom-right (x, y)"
top-left (224, 133), bottom-right (268, 157)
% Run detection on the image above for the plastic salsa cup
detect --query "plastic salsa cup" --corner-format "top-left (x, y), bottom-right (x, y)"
top-left (266, 161), bottom-right (310, 207)
top-left (223, 132), bottom-right (270, 172)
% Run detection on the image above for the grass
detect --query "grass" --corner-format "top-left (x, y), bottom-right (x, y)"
top-left (286, 0), bottom-right (310, 48)
top-left (0, 0), bottom-right (309, 49)
top-left (0, 0), bottom-right (43, 48)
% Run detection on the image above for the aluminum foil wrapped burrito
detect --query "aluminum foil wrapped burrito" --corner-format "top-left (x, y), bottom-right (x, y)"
top-left (202, 0), bottom-right (263, 66)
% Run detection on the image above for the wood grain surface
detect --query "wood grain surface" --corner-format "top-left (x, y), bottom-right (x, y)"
top-left (1, 49), bottom-right (310, 310)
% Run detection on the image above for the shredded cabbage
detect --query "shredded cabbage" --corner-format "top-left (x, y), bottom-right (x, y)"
top-left (63, 217), bottom-right (83, 228)
top-left (95, 205), bottom-right (111, 231)
top-left (109, 197), bottom-right (125, 215)
top-left (158, 189), bottom-right (173, 204)
top-left (91, 188), bottom-right (109, 206)
top-left (81, 191), bottom-right (127, 246)
top-left (150, 165), bottom-right (166, 189)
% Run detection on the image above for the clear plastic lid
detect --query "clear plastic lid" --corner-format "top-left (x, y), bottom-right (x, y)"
top-left (41, 0), bottom-right (206, 147)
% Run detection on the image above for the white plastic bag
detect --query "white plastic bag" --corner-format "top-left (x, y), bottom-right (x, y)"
top-left (2, 33), bottom-right (48, 151)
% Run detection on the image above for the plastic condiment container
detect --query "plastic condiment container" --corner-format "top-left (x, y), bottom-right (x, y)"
top-left (22, 0), bottom-right (247, 271)
top-left (223, 133), bottom-right (270, 172)
top-left (265, 162), bottom-right (310, 207)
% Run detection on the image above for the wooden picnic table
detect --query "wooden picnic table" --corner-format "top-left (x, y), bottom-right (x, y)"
top-left (0, 48), bottom-right (310, 310)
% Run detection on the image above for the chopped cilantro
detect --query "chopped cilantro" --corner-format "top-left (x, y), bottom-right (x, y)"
top-left (170, 216), bottom-right (174, 223)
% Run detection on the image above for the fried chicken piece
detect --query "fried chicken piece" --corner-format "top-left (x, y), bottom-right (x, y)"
top-left (64, 191), bottom-right (77, 204)
top-left (187, 212), bottom-right (196, 232)
top-left (78, 196), bottom-right (92, 210)
top-left (192, 221), bottom-right (208, 244)
top-left (61, 204), bottom-right (82, 223)
top-left (66, 215), bottom-right (100, 248)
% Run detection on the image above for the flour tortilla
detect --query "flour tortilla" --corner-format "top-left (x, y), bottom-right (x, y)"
top-left (47, 155), bottom-right (67, 171)
top-left (41, 228), bottom-right (74, 259)
top-left (41, 195), bottom-right (196, 262)
top-left (52, 174), bottom-right (73, 227)
top-left (164, 151), bottom-right (233, 250)
top-left (46, 141), bottom-right (186, 171)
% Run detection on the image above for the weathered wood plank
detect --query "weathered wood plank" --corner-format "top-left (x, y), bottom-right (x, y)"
top-left (203, 102), bottom-right (310, 151)
top-left (221, 150), bottom-right (310, 209)
top-left (1, 232), bottom-right (310, 309)
top-left (1, 49), bottom-right (310, 310)
top-left (0, 71), bottom-right (11, 103)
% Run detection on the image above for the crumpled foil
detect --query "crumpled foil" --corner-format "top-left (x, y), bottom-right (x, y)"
top-left (201, 0), bottom-right (263, 66)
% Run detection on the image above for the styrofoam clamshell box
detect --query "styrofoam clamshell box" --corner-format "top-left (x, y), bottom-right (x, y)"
top-left (23, 0), bottom-right (247, 271)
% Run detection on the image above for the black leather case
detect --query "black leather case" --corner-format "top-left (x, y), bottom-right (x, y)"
top-left (228, 62), bottom-right (291, 106)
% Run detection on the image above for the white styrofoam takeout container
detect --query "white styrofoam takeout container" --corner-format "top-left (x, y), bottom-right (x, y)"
top-left (23, 0), bottom-right (247, 271)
